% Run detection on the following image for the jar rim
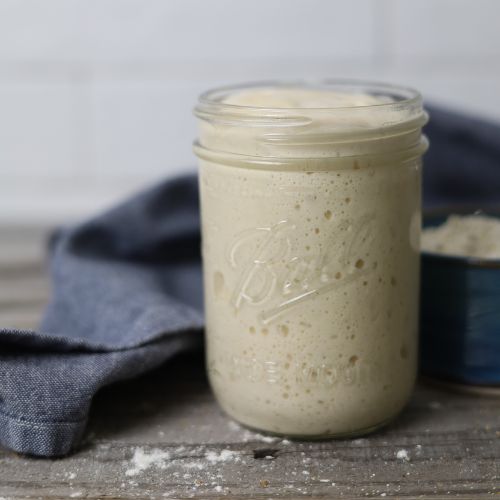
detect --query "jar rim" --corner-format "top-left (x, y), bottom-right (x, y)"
top-left (195, 79), bottom-right (422, 115)
top-left (194, 79), bottom-right (428, 167)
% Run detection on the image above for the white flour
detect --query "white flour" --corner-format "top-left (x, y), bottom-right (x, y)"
top-left (205, 449), bottom-right (240, 464)
top-left (422, 214), bottom-right (500, 259)
top-left (125, 447), bottom-right (171, 476)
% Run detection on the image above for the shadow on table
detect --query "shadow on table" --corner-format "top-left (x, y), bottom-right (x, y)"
top-left (80, 348), bottom-right (209, 448)
top-left (80, 351), bottom-right (474, 450)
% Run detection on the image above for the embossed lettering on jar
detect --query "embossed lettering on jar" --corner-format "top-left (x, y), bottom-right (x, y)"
top-left (194, 81), bottom-right (428, 437)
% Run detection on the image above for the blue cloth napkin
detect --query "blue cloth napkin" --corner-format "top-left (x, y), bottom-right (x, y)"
top-left (0, 177), bottom-right (204, 456)
top-left (423, 105), bottom-right (500, 207)
top-left (0, 105), bottom-right (499, 457)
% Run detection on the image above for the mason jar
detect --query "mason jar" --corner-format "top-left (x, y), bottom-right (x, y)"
top-left (194, 80), bottom-right (428, 438)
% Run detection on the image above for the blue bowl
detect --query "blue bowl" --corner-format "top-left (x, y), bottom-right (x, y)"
top-left (420, 209), bottom-right (500, 387)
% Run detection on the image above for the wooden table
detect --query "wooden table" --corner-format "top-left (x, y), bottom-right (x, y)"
top-left (1, 227), bottom-right (499, 499)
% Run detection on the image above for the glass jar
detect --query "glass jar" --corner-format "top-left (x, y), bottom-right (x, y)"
top-left (194, 80), bottom-right (428, 438)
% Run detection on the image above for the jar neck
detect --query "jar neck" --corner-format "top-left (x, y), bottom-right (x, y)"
top-left (194, 81), bottom-right (429, 168)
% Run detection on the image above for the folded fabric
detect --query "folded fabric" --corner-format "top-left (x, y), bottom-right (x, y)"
top-left (423, 105), bottom-right (500, 207)
top-left (0, 177), bottom-right (204, 456)
top-left (0, 105), bottom-right (499, 457)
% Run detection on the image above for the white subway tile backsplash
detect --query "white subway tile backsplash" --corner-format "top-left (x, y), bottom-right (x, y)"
top-left (0, 0), bottom-right (376, 63)
top-left (0, 81), bottom-right (78, 176)
top-left (0, 0), bottom-right (82, 62)
top-left (377, 63), bottom-right (500, 121)
top-left (1, 0), bottom-right (500, 223)
top-left (0, 177), bottom-right (147, 224)
top-left (90, 80), bottom-right (201, 180)
top-left (388, 0), bottom-right (500, 60)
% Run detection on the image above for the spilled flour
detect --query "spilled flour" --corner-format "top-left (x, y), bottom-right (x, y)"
top-left (124, 446), bottom-right (243, 477)
top-left (206, 449), bottom-right (240, 464)
top-left (126, 447), bottom-right (171, 476)
top-left (227, 419), bottom-right (283, 444)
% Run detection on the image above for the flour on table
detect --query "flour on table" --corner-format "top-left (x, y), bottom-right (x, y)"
top-left (396, 449), bottom-right (410, 461)
top-left (205, 449), bottom-right (240, 464)
top-left (227, 420), bottom-right (279, 443)
top-left (126, 447), bottom-right (171, 476)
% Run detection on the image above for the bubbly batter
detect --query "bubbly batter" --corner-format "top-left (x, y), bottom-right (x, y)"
top-left (196, 85), bottom-right (425, 436)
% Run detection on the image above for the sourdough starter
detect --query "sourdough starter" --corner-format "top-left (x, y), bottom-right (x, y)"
top-left (195, 84), bottom-right (426, 436)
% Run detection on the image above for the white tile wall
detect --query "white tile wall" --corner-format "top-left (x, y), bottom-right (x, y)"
top-left (0, 81), bottom-right (77, 176)
top-left (389, 0), bottom-right (500, 60)
top-left (91, 80), bottom-right (205, 180)
top-left (0, 0), bottom-right (376, 63)
top-left (0, 0), bottom-right (499, 224)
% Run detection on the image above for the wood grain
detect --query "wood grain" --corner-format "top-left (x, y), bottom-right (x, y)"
top-left (0, 226), bottom-right (499, 499)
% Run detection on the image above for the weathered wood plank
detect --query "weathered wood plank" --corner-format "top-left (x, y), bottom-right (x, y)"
top-left (0, 226), bottom-right (50, 269)
top-left (0, 274), bottom-right (49, 306)
top-left (0, 305), bottom-right (44, 330)
top-left (0, 226), bottom-right (50, 329)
